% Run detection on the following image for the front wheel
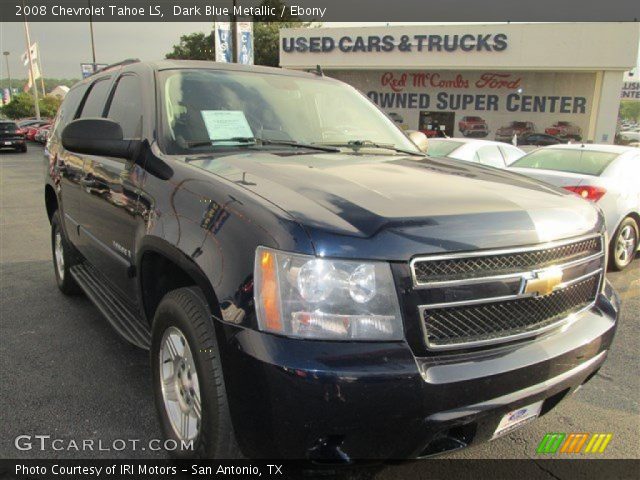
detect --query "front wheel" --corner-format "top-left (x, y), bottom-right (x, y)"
top-left (151, 287), bottom-right (241, 459)
top-left (610, 217), bottom-right (639, 271)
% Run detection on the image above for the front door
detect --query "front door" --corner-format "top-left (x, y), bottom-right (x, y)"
top-left (78, 74), bottom-right (145, 302)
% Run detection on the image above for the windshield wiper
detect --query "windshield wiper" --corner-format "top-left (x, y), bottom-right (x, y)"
top-left (319, 140), bottom-right (425, 157)
top-left (259, 138), bottom-right (340, 153)
top-left (183, 137), bottom-right (257, 148)
top-left (182, 137), bottom-right (340, 153)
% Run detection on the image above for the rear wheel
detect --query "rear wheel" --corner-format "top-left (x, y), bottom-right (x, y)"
top-left (51, 211), bottom-right (81, 295)
top-left (610, 217), bottom-right (639, 271)
top-left (151, 287), bottom-right (241, 459)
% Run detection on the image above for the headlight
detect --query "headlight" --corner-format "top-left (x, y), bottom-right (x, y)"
top-left (254, 247), bottom-right (403, 340)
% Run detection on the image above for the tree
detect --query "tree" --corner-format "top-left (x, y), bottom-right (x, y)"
top-left (164, 0), bottom-right (310, 66)
top-left (619, 100), bottom-right (640, 122)
top-left (0, 92), bottom-right (62, 119)
top-left (165, 31), bottom-right (215, 60)
top-left (0, 78), bottom-right (79, 94)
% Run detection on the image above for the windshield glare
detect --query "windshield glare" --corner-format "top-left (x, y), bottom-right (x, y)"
top-left (159, 69), bottom-right (418, 155)
top-left (510, 148), bottom-right (618, 176)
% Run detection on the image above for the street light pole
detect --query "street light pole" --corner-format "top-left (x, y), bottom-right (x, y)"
top-left (22, 4), bottom-right (41, 120)
top-left (231, 0), bottom-right (238, 63)
top-left (2, 52), bottom-right (11, 100)
top-left (88, 0), bottom-right (97, 65)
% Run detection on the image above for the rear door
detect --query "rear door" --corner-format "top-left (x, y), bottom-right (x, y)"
top-left (78, 73), bottom-right (145, 301)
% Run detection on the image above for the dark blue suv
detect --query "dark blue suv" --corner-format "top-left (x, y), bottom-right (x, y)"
top-left (44, 60), bottom-right (619, 459)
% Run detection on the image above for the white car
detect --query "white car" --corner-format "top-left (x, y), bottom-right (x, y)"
top-left (510, 144), bottom-right (640, 270)
top-left (426, 138), bottom-right (526, 168)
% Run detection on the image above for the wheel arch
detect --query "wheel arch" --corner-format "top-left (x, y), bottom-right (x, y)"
top-left (44, 184), bottom-right (58, 223)
top-left (137, 236), bottom-right (223, 326)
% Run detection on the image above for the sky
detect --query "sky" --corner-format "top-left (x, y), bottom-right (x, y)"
top-left (1, 21), bottom-right (639, 81)
top-left (0, 22), bottom-right (213, 79)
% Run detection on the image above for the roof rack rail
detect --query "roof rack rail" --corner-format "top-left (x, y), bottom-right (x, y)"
top-left (94, 58), bottom-right (141, 74)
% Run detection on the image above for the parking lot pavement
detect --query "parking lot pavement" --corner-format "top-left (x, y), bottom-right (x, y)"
top-left (1, 145), bottom-right (638, 469)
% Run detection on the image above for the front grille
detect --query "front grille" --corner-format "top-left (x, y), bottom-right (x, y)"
top-left (413, 236), bottom-right (602, 284)
top-left (422, 274), bottom-right (600, 349)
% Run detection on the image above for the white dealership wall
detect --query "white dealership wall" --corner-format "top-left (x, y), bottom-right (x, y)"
top-left (280, 23), bottom-right (640, 143)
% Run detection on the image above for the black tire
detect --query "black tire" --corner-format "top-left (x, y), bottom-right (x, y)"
top-left (19, 144), bottom-right (27, 153)
top-left (609, 217), bottom-right (639, 271)
top-left (151, 287), bottom-right (242, 459)
top-left (51, 211), bottom-right (82, 295)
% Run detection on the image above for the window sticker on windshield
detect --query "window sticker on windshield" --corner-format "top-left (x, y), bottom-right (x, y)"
top-left (200, 110), bottom-right (253, 141)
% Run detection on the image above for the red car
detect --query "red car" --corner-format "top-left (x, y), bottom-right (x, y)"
top-left (545, 121), bottom-right (582, 140)
top-left (34, 124), bottom-right (52, 144)
top-left (26, 122), bottom-right (51, 141)
top-left (458, 116), bottom-right (489, 137)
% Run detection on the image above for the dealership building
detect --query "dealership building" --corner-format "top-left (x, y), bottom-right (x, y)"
top-left (280, 23), bottom-right (640, 143)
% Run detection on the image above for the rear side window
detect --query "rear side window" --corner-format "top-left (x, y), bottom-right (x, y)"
top-left (79, 78), bottom-right (112, 118)
top-left (511, 149), bottom-right (618, 176)
top-left (475, 145), bottom-right (505, 168)
top-left (106, 75), bottom-right (142, 139)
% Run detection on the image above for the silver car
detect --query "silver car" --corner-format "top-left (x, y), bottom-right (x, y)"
top-left (426, 138), bottom-right (526, 167)
top-left (510, 144), bottom-right (640, 270)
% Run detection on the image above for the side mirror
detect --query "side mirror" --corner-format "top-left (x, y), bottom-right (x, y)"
top-left (407, 130), bottom-right (428, 152)
top-left (62, 118), bottom-right (138, 159)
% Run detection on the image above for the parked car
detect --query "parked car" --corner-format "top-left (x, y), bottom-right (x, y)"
top-left (458, 116), bottom-right (489, 137)
top-left (17, 118), bottom-right (51, 128)
top-left (510, 144), bottom-right (640, 270)
top-left (45, 60), bottom-right (618, 460)
top-left (617, 131), bottom-right (640, 147)
top-left (34, 124), bottom-right (52, 144)
top-left (0, 120), bottom-right (27, 152)
top-left (545, 121), bottom-right (582, 140)
top-left (426, 138), bottom-right (525, 167)
top-left (24, 121), bottom-right (51, 141)
top-left (518, 133), bottom-right (564, 146)
top-left (495, 121), bottom-right (536, 143)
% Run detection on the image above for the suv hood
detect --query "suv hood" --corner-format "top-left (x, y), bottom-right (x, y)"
top-left (188, 152), bottom-right (602, 260)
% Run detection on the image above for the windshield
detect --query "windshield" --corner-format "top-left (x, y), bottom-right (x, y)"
top-left (426, 140), bottom-right (464, 158)
top-left (0, 122), bottom-right (17, 132)
top-left (159, 69), bottom-right (418, 155)
top-left (510, 148), bottom-right (618, 176)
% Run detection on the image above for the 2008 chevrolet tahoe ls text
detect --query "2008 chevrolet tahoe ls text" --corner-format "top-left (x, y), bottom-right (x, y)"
top-left (44, 60), bottom-right (619, 460)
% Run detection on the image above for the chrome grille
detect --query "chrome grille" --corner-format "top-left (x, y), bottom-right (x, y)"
top-left (412, 236), bottom-right (602, 285)
top-left (421, 274), bottom-right (600, 349)
top-left (412, 234), bottom-right (605, 351)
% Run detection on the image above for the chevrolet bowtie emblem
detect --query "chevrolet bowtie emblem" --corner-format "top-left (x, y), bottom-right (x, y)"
top-left (523, 267), bottom-right (564, 296)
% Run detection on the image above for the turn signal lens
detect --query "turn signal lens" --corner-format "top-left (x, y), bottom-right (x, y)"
top-left (563, 185), bottom-right (606, 202)
top-left (256, 250), bottom-right (283, 332)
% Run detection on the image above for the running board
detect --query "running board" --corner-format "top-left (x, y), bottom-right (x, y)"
top-left (70, 263), bottom-right (151, 350)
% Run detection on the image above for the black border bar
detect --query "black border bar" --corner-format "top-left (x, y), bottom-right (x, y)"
top-left (1, 0), bottom-right (639, 22)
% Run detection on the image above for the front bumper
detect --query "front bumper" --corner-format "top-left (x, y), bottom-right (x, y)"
top-left (220, 281), bottom-right (619, 460)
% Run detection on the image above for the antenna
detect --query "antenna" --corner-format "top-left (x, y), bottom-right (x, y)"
top-left (315, 64), bottom-right (324, 77)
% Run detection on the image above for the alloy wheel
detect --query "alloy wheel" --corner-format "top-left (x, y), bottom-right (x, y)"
top-left (159, 326), bottom-right (202, 442)
top-left (54, 231), bottom-right (65, 281)
top-left (615, 224), bottom-right (637, 267)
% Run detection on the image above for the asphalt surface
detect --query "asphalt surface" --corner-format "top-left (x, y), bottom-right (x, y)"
top-left (1, 145), bottom-right (638, 475)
